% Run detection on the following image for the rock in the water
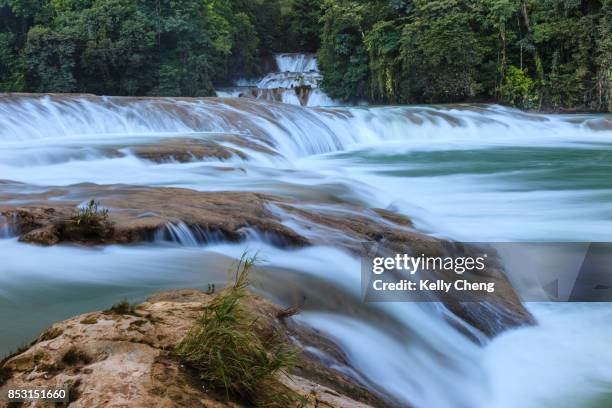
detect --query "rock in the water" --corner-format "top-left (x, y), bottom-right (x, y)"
top-left (0, 182), bottom-right (534, 336)
top-left (0, 289), bottom-right (386, 408)
top-left (132, 137), bottom-right (249, 163)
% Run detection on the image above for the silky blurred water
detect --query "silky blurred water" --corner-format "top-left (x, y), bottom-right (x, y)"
top-left (0, 95), bottom-right (611, 407)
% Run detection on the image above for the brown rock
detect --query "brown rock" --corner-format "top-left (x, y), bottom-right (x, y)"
top-left (0, 187), bottom-right (309, 247)
top-left (131, 138), bottom-right (248, 163)
top-left (0, 289), bottom-right (386, 408)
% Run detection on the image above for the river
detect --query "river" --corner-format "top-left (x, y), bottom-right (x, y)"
top-left (0, 93), bottom-right (611, 407)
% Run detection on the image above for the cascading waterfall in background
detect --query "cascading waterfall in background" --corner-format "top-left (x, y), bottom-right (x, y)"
top-left (216, 53), bottom-right (337, 107)
top-left (1, 94), bottom-right (612, 407)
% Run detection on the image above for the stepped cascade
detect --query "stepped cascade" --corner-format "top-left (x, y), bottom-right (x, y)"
top-left (216, 53), bottom-right (337, 107)
top-left (0, 94), bottom-right (611, 408)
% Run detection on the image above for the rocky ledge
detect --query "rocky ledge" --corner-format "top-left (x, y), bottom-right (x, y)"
top-left (0, 289), bottom-right (389, 407)
top-left (0, 182), bottom-right (534, 337)
top-left (0, 183), bottom-right (424, 249)
top-left (126, 136), bottom-right (278, 163)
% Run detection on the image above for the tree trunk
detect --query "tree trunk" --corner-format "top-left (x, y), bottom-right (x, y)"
top-left (520, 1), bottom-right (544, 107)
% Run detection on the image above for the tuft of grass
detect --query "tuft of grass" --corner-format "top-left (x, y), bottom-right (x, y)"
top-left (105, 299), bottom-right (139, 316)
top-left (74, 200), bottom-right (109, 226)
top-left (61, 347), bottom-right (92, 366)
top-left (176, 253), bottom-right (302, 407)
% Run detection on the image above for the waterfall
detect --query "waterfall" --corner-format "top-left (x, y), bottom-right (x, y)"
top-left (275, 53), bottom-right (318, 72)
top-left (1, 94), bottom-right (608, 157)
top-left (1, 93), bottom-right (612, 408)
top-left (216, 53), bottom-right (338, 107)
top-left (154, 222), bottom-right (226, 246)
top-left (0, 214), bottom-right (17, 238)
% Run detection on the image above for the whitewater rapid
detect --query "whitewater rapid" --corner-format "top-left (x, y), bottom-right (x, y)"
top-left (216, 53), bottom-right (337, 107)
top-left (1, 94), bottom-right (611, 407)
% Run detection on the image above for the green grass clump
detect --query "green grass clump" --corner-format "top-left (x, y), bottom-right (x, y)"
top-left (105, 299), bottom-right (138, 316)
top-left (74, 200), bottom-right (109, 226)
top-left (176, 253), bottom-right (301, 407)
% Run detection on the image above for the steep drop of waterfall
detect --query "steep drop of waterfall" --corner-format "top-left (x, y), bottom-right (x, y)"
top-left (0, 214), bottom-right (17, 238)
top-left (216, 53), bottom-right (338, 107)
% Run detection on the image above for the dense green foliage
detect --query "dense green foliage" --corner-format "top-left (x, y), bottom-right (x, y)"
top-left (281, 0), bottom-right (323, 52)
top-left (0, 0), bottom-right (286, 95)
top-left (1, 0), bottom-right (610, 111)
top-left (318, 0), bottom-right (612, 111)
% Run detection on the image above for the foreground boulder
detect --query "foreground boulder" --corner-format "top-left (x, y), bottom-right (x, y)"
top-left (0, 289), bottom-right (389, 408)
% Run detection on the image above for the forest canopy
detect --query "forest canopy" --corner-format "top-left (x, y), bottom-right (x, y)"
top-left (0, 0), bottom-right (289, 96)
top-left (1, 0), bottom-right (610, 111)
top-left (318, 0), bottom-right (612, 111)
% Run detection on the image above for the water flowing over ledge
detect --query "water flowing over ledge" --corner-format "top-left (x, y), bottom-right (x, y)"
top-left (1, 94), bottom-right (612, 407)
top-left (0, 213), bottom-right (17, 238)
top-left (216, 53), bottom-right (337, 107)
top-left (1, 94), bottom-right (609, 152)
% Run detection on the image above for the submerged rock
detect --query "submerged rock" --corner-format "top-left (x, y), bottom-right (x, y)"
top-left (0, 289), bottom-right (387, 407)
top-left (131, 138), bottom-right (248, 163)
top-left (126, 136), bottom-right (279, 163)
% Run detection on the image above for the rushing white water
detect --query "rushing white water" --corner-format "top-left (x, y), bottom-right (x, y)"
top-left (153, 222), bottom-right (227, 247)
top-left (216, 53), bottom-right (338, 107)
top-left (0, 214), bottom-right (17, 238)
top-left (1, 94), bottom-right (611, 407)
top-left (275, 53), bottom-right (319, 73)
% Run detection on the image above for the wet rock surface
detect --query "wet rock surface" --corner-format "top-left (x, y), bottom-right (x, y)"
top-left (0, 186), bottom-right (309, 247)
top-left (1, 184), bottom-right (425, 249)
top-left (125, 136), bottom-right (278, 163)
top-left (0, 182), bottom-right (533, 337)
top-left (0, 289), bottom-right (385, 407)
top-left (131, 138), bottom-right (249, 163)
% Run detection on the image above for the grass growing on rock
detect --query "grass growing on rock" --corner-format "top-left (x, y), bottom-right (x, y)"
top-left (80, 316), bottom-right (98, 325)
top-left (176, 253), bottom-right (302, 407)
top-left (105, 299), bottom-right (138, 316)
top-left (66, 199), bottom-right (113, 241)
top-left (74, 200), bottom-right (109, 226)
